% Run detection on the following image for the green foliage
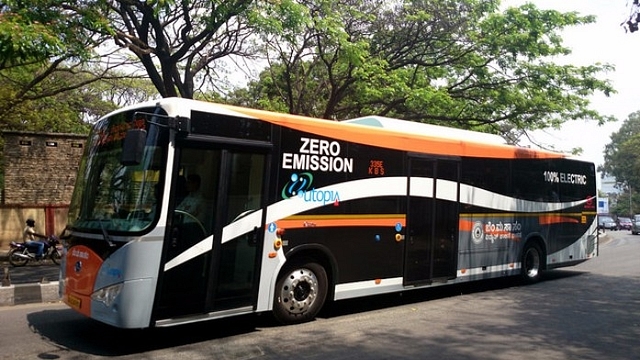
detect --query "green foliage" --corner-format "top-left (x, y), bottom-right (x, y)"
top-left (226, 0), bottom-right (615, 142)
top-left (0, 12), bottom-right (63, 65)
top-left (0, 0), bottom-right (109, 67)
top-left (609, 190), bottom-right (639, 218)
top-left (600, 111), bottom-right (640, 192)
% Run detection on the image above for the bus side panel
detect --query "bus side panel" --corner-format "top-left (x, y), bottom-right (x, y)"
top-left (283, 225), bottom-right (405, 284)
top-left (272, 128), bottom-right (408, 285)
top-left (457, 213), bottom-right (528, 280)
top-left (547, 222), bottom-right (598, 267)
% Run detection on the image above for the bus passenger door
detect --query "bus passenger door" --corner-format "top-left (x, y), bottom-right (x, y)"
top-left (404, 157), bottom-right (459, 286)
top-left (210, 150), bottom-right (267, 312)
top-left (156, 145), bottom-right (268, 319)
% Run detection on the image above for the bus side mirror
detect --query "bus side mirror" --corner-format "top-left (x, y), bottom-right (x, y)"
top-left (121, 129), bottom-right (147, 166)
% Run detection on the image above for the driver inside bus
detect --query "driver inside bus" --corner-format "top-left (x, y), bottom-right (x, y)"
top-left (176, 174), bottom-right (205, 223)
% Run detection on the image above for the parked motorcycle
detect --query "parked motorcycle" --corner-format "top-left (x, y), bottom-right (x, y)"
top-left (8, 236), bottom-right (62, 267)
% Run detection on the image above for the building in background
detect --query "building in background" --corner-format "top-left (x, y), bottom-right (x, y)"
top-left (0, 131), bottom-right (86, 249)
top-left (600, 175), bottom-right (620, 195)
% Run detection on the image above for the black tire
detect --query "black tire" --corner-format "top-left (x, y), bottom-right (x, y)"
top-left (273, 261), bottom-right (328, 325)
top-left (8, 248), bottom-right (29, 267)
top-left (50, 248), bottom-right (62, 265)
top-left (521, 242), bottom-right (543, 284)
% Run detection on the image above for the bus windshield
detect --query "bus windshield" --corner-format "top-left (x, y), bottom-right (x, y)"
top-left (68, 107), bottom-right (169, 234)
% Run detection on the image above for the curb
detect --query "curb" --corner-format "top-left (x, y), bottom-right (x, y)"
top-left (1, 250), bottom-right (62, 306)
top-left (0, 281), bottom-right (60, 306)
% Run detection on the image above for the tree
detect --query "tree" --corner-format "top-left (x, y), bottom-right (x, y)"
top-left (0, 1), bottom-right (161, 187)
top-left (2, 0), bottom-right (307, 99)
top-left (227, 0), bottom-right (389, 118)
top-left (600, 111), bottom-right (640, 192)
top-left (107, 0), bottom-right (258, 98)
top-left (622, 0), bottom-right (640, 33)
top-left (609, 190), bottom-right (640, 217)
top-left (0, 1), bottom-right (143, 124)
top-left (0, 0), bottom-right (308, 100)
top-left (0, 63), bottom-right (159, 189)
top-left (228, 0), bottom-right (615, 143)
top-left (0, 0), bottom-right (110, 68)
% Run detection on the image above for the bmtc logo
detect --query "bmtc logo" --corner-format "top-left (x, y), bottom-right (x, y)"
top-left (281, 172), bottom-right (340, 206)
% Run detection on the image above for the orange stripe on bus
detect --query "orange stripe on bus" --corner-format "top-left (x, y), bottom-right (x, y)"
top-left (218, 104), bottom-right (566, 160)
top-left (276, 215), bottom-right (406, 229)
top-left (538, 215), bottom-right (579, 225)
top-left (459, 219), bottom-right (476, 232)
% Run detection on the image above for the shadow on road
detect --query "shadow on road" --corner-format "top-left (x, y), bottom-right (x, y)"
top-left (25, 270), bottom-right (589, 357)
top-left (27, 309), bottom-right (260, 357)
top-left (316, 269), bottom-right (585, 321)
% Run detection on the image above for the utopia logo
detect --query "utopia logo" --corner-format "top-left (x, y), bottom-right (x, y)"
top-left (282, 172), bottom-right (314, 199)
top-left (281, 172), bottom-right (341, 206)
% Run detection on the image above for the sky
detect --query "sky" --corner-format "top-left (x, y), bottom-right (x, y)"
top-left (503, 0), bottom-right (639, 177)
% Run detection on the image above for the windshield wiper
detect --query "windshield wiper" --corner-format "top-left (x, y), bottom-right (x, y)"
top-left (99, 220), bottom-right (116, 247)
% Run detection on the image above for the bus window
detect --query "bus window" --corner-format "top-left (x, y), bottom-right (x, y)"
top-left (171, 147), bottom-right (220, 244)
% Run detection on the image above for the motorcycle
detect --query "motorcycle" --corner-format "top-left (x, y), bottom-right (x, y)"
top-left (8, 236), bottom-right (62, 267)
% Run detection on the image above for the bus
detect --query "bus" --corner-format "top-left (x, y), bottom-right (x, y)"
top-left (60, 97), bottom-right (598, 329)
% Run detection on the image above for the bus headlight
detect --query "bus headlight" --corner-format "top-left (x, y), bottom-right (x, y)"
top-left (91, 283), bottom-right (123, 307)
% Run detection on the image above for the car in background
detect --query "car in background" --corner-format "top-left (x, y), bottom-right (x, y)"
top-left (598, 215), bottom-right (617, 231)
top-left (632, 215), bottom-right (640, 235)
top-left (617, 217), bottom-right (633, 231)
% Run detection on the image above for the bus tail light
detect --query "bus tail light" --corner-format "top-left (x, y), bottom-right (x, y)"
top-left (92, 283), bottom-right (123, 307)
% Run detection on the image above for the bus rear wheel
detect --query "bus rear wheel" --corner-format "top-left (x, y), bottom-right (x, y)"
top-left (273, 261), bottom-right (327, 325)
top-left (521, 242), bottom-right (543, 284)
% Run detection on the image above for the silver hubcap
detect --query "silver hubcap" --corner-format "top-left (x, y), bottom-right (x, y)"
top-left (524, 248), bottom-right (540, 278)
top-left (278, 268), bottom-right (319, 314)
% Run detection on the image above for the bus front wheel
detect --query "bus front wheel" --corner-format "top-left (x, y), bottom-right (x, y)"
top-left (273, 261), bottom-right (328, 325)
top-left (521, 242), bottom-right (543, 284)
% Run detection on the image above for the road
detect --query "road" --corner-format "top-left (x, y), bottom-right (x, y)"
top-left (0, 259), bottom-right (60, 285)
top-left (0, 230), bottom-right (638, 360)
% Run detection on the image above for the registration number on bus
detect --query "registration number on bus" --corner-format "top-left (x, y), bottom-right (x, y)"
top-left (67, 294), bottom-right (82, 309)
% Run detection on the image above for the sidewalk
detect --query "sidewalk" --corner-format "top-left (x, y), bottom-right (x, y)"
top-left (0, 250), bottom-right (61, 306)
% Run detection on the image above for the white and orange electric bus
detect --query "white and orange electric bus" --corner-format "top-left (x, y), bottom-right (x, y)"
top-left (60, 97), bottom-right (598, 328)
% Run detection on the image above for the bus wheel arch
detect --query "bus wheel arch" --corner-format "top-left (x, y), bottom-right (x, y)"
top-left (520, 237), bottom-right (546, 284)
top-left (272, 249), bottom-right (334, 324)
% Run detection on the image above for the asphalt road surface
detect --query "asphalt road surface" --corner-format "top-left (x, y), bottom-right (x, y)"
top-left (0, 258), bottom-right (61, 285)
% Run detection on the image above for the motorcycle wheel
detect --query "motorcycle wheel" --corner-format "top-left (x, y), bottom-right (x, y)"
top-left (50, 248), bottom-right (62, 265)
top-left (8, 248), bottom-right (29, 267)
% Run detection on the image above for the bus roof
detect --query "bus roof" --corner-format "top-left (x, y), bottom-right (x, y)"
top-left (115, 97), bottom-right (569, 160)
top-left (343, 116), bottom-right (507, 145)
top-left (212, 102), bottom-right (565, 160)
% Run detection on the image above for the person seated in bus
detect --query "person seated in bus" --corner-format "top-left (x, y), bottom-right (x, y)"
top-left (177, 174), bottom-right (206, 223)
top-left (23, 218), bottom-right (46, 260)
top-left (175, 175), bottom-right (188, 205)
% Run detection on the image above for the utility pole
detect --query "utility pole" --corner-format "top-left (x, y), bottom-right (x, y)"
top-left (630, 185), bottom-right (633, 216)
